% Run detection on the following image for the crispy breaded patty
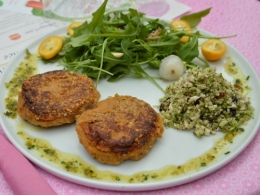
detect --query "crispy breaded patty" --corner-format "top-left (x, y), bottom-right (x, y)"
top-left (76, 94), bottom-right (164, 165)
top-left (18, 70), bottom-right (100, 127)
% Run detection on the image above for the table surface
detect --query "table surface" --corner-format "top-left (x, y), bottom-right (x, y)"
top-left (1, 0), bottom-right (260, 194)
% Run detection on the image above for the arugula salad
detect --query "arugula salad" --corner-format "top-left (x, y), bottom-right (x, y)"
top-left (39, 0), bottom-right (234, 91)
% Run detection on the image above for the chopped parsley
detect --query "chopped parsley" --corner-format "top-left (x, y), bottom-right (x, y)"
top-left (201, 162), bottom-right (207, 167)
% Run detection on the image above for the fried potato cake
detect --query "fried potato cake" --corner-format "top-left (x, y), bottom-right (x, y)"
top-left (18, 70), bottom-right (100, 127)
top-left (76, 94), bottom-right (164, 165)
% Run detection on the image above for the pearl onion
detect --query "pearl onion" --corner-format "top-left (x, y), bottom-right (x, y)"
top-left (159, 55), bottom-right (185, 81)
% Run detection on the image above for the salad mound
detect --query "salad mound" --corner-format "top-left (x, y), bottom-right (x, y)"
top-left (40, 0), bottom-right (235, 91)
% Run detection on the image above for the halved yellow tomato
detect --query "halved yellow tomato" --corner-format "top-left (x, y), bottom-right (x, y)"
top-left (38, 36), bottom-right (63, 60)
top-left (170, 20), bottom-right (192, 43)
top-left (68, 22), bottom-right (82, 36)
top-left (201, 39), bottom-right (227, 61)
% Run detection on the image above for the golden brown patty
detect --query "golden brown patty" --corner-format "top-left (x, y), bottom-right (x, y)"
top-left (18, 70), bottom-right (100, 127)
top-left (76, 94), bottom-right (164, 165)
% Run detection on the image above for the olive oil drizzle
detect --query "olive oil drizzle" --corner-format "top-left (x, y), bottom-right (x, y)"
top-left (4, 51), bottom-right (38, 118)
top-left (16, 128), bottom-right (239, 183)
top-left (224, 56), bottom-right (251, 95)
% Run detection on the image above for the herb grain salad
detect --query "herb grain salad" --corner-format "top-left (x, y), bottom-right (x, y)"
top-left (39, 0), bottom-right (235, 91)
top-left (159, 67), bottom-right (254, 137)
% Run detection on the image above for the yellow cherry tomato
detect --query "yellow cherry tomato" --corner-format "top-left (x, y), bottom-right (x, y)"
top-left (68, 22), bottom-right (82, 36)
top-left (201, 39), bottom-right (227, 61)
top-left (170, 20), bottom-right (192, 43)
top-left (38, 36), bottom-right (63, 60)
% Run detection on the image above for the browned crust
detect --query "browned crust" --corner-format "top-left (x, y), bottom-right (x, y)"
top-left (18, 70), bottom-right (100, 127)
top-left (76, 94), bottom-right (164, 165)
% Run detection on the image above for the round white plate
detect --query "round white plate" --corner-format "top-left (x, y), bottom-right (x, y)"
top-left (0, 26), bottom-right (260, 191)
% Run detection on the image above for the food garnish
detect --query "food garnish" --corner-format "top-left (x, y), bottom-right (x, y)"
top-left (38, 36), bottom-right (63, 60)
top-left (201, 39), bottom-right (227, 61)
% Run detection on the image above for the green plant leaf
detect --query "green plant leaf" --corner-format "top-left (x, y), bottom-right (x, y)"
top-left (180, 8), bottom-right (211, 28)
top-left (178, 36), bottom-right (199, 63)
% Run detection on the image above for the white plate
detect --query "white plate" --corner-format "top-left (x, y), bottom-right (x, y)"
top-left (1, 26), bottom-right (260, 191)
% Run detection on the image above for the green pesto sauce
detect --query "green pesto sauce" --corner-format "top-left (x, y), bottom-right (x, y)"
top-left (224, 56), bottom-right (251, 95)
top-left (4, 52), bottom-right (38, 118)
top-left (17, 127), bottom-right (240, 183)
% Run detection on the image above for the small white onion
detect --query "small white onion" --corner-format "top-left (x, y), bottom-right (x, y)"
top-left (159, 55), bottom-right (185, 81)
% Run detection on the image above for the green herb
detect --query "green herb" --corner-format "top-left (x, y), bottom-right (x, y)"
top-left (4, 111), bottom-right (13, 117)
top-left (151, 174), bottom-right (158, 179)
top-left (143, 174), bottom-right (149, 181)
top-left (43, 149), bottom-right (56, 156)
top-left (25, 49), bottom-right (31, 56)
top-left (201, 162), bottom-right (207, 167)
top-left (43, 0), bottom-right (235, 90)
top-left (235, 79), bottom-right (241, 84)
top-left (27, 145), bottom-right (35, 150)
top-left (246, 75), bottom-right (250, 80)
top-left (180, 8), bottom-right (211, 28)
top-left (225, 151), bottom-right (230, 155)
top-left (238, 127), bottom-right (244, 132)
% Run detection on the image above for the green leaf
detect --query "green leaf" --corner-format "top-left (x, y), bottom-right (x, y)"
top-left (92, 48), bottom-right (126, 65)
top-left (147, 38), bottom-right (179, 48)
top-left (131, 64), bottom-right (145, 78)
top-left (181, 8), bottom-right (211, 28)
top-left (120, 12), bottom-right (132, 24)
top-left (94, 23), bottom-right (139, 39)
top-left (62, 46), bottom-right (88, 62)
top-left (147, 59), bottom-right (161, 69)
top-left (178, 36), bottom-right (199, 63)
top-left (108, 65), bottom-right (131, 82)
top-left (108, 73), bottom-right (127, 82)
top-left (121, 39), bottom-right (134, 64)
top-left (73, 0), bottom-right (108, 37)
top-left (88, 0), bottom-right (108, 30)
top-left (69, 0), bottom-right (108, 46)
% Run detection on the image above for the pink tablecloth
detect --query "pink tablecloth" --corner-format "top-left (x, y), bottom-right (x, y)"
top-left (1, 0), bottom-right (260, 194)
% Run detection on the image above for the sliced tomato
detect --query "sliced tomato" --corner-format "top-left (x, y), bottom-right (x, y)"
top-left (201, 39), bottom-right (227, 61)
top-left (38, 36), bottom-right (63, 60)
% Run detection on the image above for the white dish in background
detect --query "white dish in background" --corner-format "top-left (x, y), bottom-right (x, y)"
top-left (0, 26), bottom-right (260, 191)
top-left (42, 0), bottom-right (190, 22)
top-left (105, 0), bottom-right (191, 20)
